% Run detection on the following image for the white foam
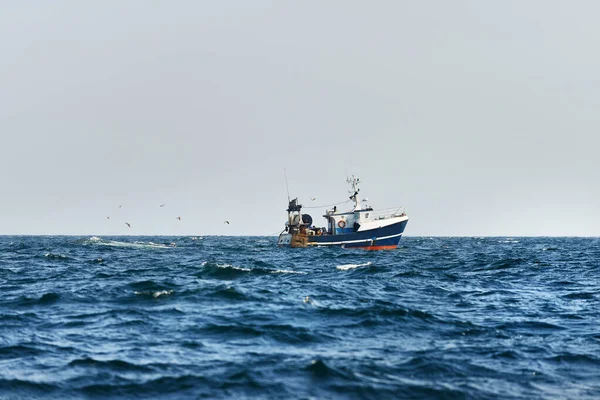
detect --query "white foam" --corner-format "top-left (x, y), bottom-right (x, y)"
top-left (45, 252), bottom-right (68, 258)
top-left (202, 262), bottom-right (301, 273)
top-left (152, 290), bottom-right (173, 298)
top-left (86, 237), bottom-right (171, 249)
top-left (134, 290), bottom-right (174, 298)
top-left (217, 263), bottom-right (252, 272)
top-left (336, 262), bottom-right (372, 271)
top-left (270, 269), bottom-right (307, 275)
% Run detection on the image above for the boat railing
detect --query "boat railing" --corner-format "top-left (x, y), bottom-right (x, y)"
top-left (364, 207), bottom-right (406, 220)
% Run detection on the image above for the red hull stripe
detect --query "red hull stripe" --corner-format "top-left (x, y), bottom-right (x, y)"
top-left (353, 245), bottom-right (398, 250)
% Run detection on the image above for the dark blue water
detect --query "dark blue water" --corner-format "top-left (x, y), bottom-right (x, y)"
top-left (1, 236), bottom-right (599, 399)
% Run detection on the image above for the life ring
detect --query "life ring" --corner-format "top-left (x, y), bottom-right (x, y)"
top-left (338, 220), bottom-right (346, 229)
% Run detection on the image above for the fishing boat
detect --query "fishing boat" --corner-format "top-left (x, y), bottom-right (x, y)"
top-left (277, 176), bottom-right (408, 249)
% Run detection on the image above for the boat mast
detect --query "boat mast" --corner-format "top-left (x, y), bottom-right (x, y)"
top-left (284, 168), bottom-right (291, 202)
top-left (347, 175), bottom-right (362, 211)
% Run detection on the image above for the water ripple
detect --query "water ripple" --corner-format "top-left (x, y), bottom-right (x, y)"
top-left (0, 236), bottom-right (599, 398)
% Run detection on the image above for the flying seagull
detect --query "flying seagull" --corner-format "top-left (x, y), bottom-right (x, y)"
top-left (224, 220), bottom-right (230, 224)
top-left (160, 204), bottom-right (166, 207)
top-left (125, 222), bottom-right (131, 228)
top-left (119, 205), bottom-right (123, 208)
top-left (311, 197), bottom-right (316, 201)
top-left (176, 216), bottom-right (182, 221)
top-left (106, 216), bottom-right (110, 220)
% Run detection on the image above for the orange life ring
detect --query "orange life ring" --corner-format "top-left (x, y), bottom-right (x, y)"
top-left (338, 220), bottom-right (346, 229)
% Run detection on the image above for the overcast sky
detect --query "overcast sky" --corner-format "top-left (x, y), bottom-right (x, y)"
top-left (1, 1), bottom-right (599, 236)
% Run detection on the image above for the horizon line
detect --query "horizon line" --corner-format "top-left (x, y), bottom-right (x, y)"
top-left (0, 234), bottom-right (599, 238)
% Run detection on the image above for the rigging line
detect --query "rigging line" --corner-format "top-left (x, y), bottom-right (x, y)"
top-left (303, 199), bottom-right (352, 209)
top-left (263, 229), bottom-right (283, 237)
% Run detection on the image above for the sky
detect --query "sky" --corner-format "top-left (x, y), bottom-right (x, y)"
top-left (1, 1), bottom-right (599, 236)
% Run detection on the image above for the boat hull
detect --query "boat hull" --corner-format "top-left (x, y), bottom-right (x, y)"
top-left (278, 219), bottom-right (408, 249)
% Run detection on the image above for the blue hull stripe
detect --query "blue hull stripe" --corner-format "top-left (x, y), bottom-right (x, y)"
top-left (308, 220), bottom-right (408, 248)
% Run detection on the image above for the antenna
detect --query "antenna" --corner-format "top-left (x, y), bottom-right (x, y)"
top-left (284, 168), bottom-right (290, 202)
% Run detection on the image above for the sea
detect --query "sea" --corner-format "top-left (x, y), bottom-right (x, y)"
top-left (0, 236), bottom-right (599, 399)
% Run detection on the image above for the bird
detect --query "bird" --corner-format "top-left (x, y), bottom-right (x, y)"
top-left (160, 204), bottom-right (166, 207)
top-left (106, 216), bottom-right (110, 220)
top-left (224, 220), bottom-right (230, 224)
top-left (119, 205), bottom-right (123, 208)
top-left (176, 216), bottom-right (182, 221)
top-left (125, 222), bottom-right (131, 228)
top-left (311, 197), bottom-right (316, 201)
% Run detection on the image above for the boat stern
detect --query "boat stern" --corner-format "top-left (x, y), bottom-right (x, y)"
top-left (277, 233), bottom-right (292, 246)
top-left (277, 232), bottom-right (311, 248)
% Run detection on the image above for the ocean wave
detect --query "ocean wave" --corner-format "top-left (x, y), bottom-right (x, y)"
top-left (83, 236), bottom-right (173, 249)
top-left (473, 258), bottom-right (524, 271)
top-left (562, 292), bottom-right (595, 300)
top-left (197, 262), bottom-right (305, 278)
top-left (496, 320), bottom-right (567, 333)
top-left (316, 304), bottom-right (435, 322)
top-left (0, 344), bottom-right (43, 360)
top-left (547, 353), bottom-right (600, 366)
top-left (129, 280), bottom-right (172, 290)
top-left (306, 359), bottom-right (353, 379)
top-left (11, 292), bottom-right (62, 307)
top-left (200, 323), bottom-right (262, 337)
top-left (211, 285), bottom-right (250, 301)
top-left (196, 262), bottom-right (251, 279)
top-left (205, 262), bottom-right (252, 272)
top-left (199, 322), bottom-right (324, 344)
top-left (336, 262), bottom-right (372, 270)
top-left (270, 269), bottom-right (307, 274)
top-left (2, 236), bottom-right (600, 399)
top-left (76, 375), bottom-right (212, 398)
top-left (0, 379), bottom-right (60, 396)
top-left (2, 267), bottom-right (23, 274)
top-left (126, 280), bottom-right (177, 301)
top-left (44, 252), bottom-right (72, 261)
top-left (134, 290), bottom-right (174, 299)
top-left (68, 357), bottom-right (154, 372)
